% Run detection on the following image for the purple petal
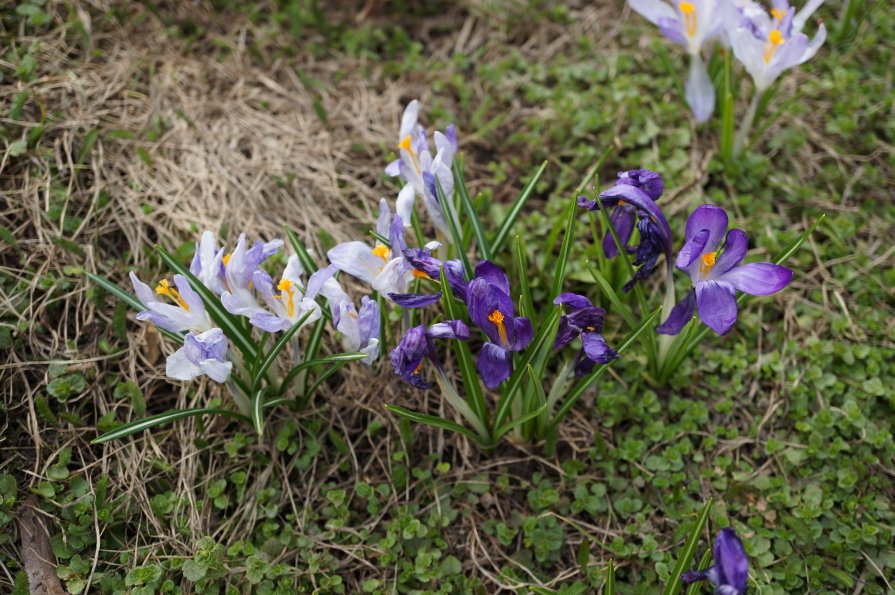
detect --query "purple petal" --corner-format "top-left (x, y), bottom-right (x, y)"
top-left (477, 343), bottom-right (512, 388)
top-left (389, 214), bottom-right (407, 255)
top-left (388, 292), bottom-right (442, 308)
top-left (577, 195), bottom-right (598, 211)
top-left (474, 260), bottom-right (510, 295)
top-left (713, 229), bottom-right (748, 276)
top-left (714, 529), bottom-right (749, 591)
top-left (581, 332), bottom-right (619, 364)
top-left (616, 169), bottom-right (664, 201)
top-left (553, 292), bottom-right (593, 310)
top-left (685, 204), bottom-right (728, 250)
top-left (427, 320), bottom-right (470, 340)
top-left (443, 260), bottom-right (468, 302)
top-left (696, 281), bottom-right (738, 336)
top-left (385, 159), bottom-right (402, 177)
top-left (249, 311), bottom-right (292, 333)
top-left (510, 317), bottom-right (533, 351)
top-left (553, 317), bottom-right (580, 350)
top-left (676, 229), bottom-right (710, 270)
top-left (657, 16), bottom-right (688, 46)
top-left (681, 569), bottom-right (711, 586)
top-left (602, 205), bottom-right (636, 259)
top-left (717, 263), bottom-right (793, 296)
top-left (600, 185), bottom-right (673, 255)
top-left (467, 278), bottom-right (515, 346)
top-left (356, 296), bottom-right (380, 344)
top-left (305, 264), bottom-right (337, 300)
top-left (656, 288), bottom-right (697, 335)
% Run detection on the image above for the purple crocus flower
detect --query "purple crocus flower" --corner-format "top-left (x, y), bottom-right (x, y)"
top-left (579, 169), bottom-right (673, 292)
top-left (466, 261), bottom-right (533, 388)
top-left (390, 320), bottom-right (470, 389)
top-left (248, 257), bottom-right (334, 333)
top-left (552, 293), bottom-right (619, 377)
top-left (657, 204), bottom-right (793, 336)
top-left (390, 246), bottom-right (466, 306)
top-left (682, 528), bottom-right (749, 595)
top-left (166, 328), bottom-right (233, 383)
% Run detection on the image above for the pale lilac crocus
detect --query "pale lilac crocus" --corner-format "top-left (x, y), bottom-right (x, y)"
top-left (166, 328), bottom-right (233, 383)
top-left (320, 278), bottom-right (381, 365)
top-left (629, 0), bottom-right (724, 122)
top-left (130, 272), bottom-right (212, 333)
top-left (189, 230), bottom-right (227, 295)
top-left (385, 100), bottom-right (460, 236)
top-left (657, 204), bottom-right (793, 336)
top-left (220, 233), bottom-right (283, 317)
top-left (248, 256), bottom-right (333, 333)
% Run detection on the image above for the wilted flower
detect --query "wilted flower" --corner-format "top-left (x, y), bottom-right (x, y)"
top-left (682, 528), bottom-right (749, 595)
top-left (248, 256), bottom-right (334, 333)
top-left (629, 0), bottom-right (725, 121)
top-left (391, 320), bottom-right (470, 389)
top-left (466, 261), bottom-right (533, 388)
top-left (657, 204), bottom-right (793, 336)
top-left (385, 100), bottom-right (460, 236)
top-left (723, 0), bottom-right (826, 92)
top-left (552, 293), bottom-right (619, 377)
top-left (130, 272), bottom-right (212, 333)
top-left (166, 328), bottom-right (233, 383)
top-left (579, 169), bottom-right (673, 292)
top-left (221, 233), bottom-right (283, 317)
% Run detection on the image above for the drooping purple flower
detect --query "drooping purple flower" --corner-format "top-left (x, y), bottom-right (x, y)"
top-left (390, 247), bottom-right (467, 306)
top-left (579, 169), bottom-right (673, 292)
top-left (656, 204), bottom-right (793, 336)
top-left (552, 293), bottom-right (619, 377)
top-left (166, 328), bottom-right (232, 383)
top-left (466, 261), bottom-right (533, 388)
top-left (390, 321), bottom-right (470, 389)
top-left (681, 528), bottom-right (749, 595)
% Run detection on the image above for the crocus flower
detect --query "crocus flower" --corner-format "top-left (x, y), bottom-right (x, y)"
top-left (130, 273), bottom-right (212, 333)
top-left (579, 169), bottom-right (673, 292)
top-left (320, 278), bottom-right (381, 365)
top-left (682, 528), bottom-right (749, 595)
top-left (466, 261), bottom-right (533, 388)
top-left (657, 204), bottom-right (793, 336)
top-left (390, 320), bottom-right (470, 389)
top-left (166, 328), bottom-right (233, 383)
top-left (189, 230), bottom-right (227, 295)
top-left (220, 233), bottom-right (283, 317)
top-left (723, 0), bottom-right (826, 92)
top-left (629, 0), bottom-right (724, 121)
top-left (552, 293), bottom-right (619, 377)
top-left (385, 100), bottom-right (460, 236)
top-left (389, 245), bottom-right (469, 306)
top-left (328, 199), bottom-right (430, 302)
top-left (247, 256), bottom-right (334, 333)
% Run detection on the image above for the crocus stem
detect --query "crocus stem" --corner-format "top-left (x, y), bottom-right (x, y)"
top-left (733, 91), bottom-right (761, 158)
top-left (656, 261), bottom-right (677, 369)
top-left (291, 338), bottom-right (306, 399)
top-left (227, 378), bottom-right (251, 417)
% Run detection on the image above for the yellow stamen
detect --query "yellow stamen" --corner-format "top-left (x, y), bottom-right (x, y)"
top-left (412, 269), bottom-right (432, 280)
top-left (699, 251), bottom-right (717, 276)
top-left (371, 244), bottom-right (390, 263)
top-left (348, 311), bottom-right (358, 319)
top-left (275, 278), bottom-right (296, 318)
top-left (488, 309), bottom-right (509, 347)
top-left (412, 361), bottom-right (424, 375)
top-left (764, 29), bottom-right (784, 64)
top-left (155, 279), bottom-right (190, 311)
top-left (222, 253), bottom-right (232, 266)
top-left (770, 7), bottom-right (786, 21)
top-left (398, 134), bottom-right (421, 174)
top-left (586, 326), bottom-right (596, 332)
top-left (678, 2), bottom-right (697, 38)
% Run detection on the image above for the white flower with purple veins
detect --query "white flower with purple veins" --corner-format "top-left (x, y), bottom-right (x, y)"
top-left (248, 256), bottom-right (334, 333)
top-left (189, 230), bottom-right (227, 295)
top-left (723, 0), bottom-right (826, 92)
top-left (321, 279), bottom-right (381, 365)
top-left (130, 273), bottom-right (212, 333)
top-left (629, 0), bottom-right (725, 122)
top-left (384, 100), bottom-right (459, 236)
top-left (220, 233), bottom-right (283, 317)
top-left (327, 198), bottom-right (418, 300)
top-left (166, 328), bottom-right (233, 383)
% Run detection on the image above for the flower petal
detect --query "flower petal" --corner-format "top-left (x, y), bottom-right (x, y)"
top-left (602, 204), bottom-right (637, 259)
top-left (685, 54), bottom-right (715, 123)
top-left (696, 281), bottom-right (738, 335)
top-left (327, 241), bottom-right (382, 285)
top-left (477, 342), bottom-right (512, 388)
top-left (581, 331), bottom-right (619, 364)
top-left (376, 198), bottom-right (392, 239)
top-left (553, 292), bottom-right (593, 310)
top-left (685, 204), bottom-right (729, 250)
top-left (717, 262), bottom-right (793, 296)
top-left (129, 272), bottom-right (156, 306)
top-left (629, 0), bottom-right (677, 25)
top-left (198, 358), bottom-right (232, 383)
top-left (712, 228), bottom-right (748, 276)
top-left (676, 229), bottom-right (710, 270)
top-left (395, 184), bottom-right (416, 228)
top-left (389, 292), bottom-right (442, 308)
top-left (510, 317), bottom-right (534, 351)
top-left (656, 288), bottom-right (697, 335)
top-left (553, 317), bottom-right (580, 350)
top-left (714, 528), bottom-right (749, 591)
top-left (427, 320), bottom-right (470, 340)
top-left (474, 260), bottom-right (511, 296)
top-left (166, 347), bottom-right (202, 381)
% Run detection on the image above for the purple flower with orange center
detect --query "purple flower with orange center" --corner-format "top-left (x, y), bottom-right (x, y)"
top-left (657, 204), bottom-right (793, 336)
top-left (390, 320), bottom-right (470, 389)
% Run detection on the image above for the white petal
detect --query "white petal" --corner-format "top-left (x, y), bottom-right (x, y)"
top-left (166, 348), bottom-right (202, 380)
top-left (628, 0), bottom-right (676, 24)
top-left (327, 241), bottom-right (382, 284)
top-left (793, 0), bottom-right (824, 32)
top-left (360, 338), bottom-right (380, 365)
top-left (372, 258), bottom-right (411, 297)
top-left (129, 272), bottom-right (156, 306)
top-left (685, 54), bottom-right (715, 123)
top-left (399, 99), bottom-right (420, 140)
top-left (376, 197), bottom-right (392, 239)
top-left (199, 358), bottom-right (232, 383)
top-left (395, 185), bottom-right (416, 228)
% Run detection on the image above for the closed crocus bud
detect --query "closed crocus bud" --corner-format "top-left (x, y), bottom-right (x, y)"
top-left (682, 528), bottom-right (749, 595)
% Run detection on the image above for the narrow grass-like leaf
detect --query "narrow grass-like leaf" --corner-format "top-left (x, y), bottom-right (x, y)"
top-left (86, 272), bottom-right (185, 344)
top-left (251, 389), bottom-right (265, 436)
top-left (285, 226), bottom-right (319, 275)
top-left (493, 402), bottom-right (547, 442)
top-left (156, 246), bottom-right (258, 360)
top-left (278, 352), bottom-right (368, 395)
top-left (438, 266), bottom-right (488, 425)
top-left (550, 196), bottom-right (579, 301)
top-left (663, 498), bottom-right (713, 595)
top-left (385, 405), bottom-right (484, 444)
top-left (493, 306), bottom-right (561, 431)
top-left (251, 310), bottom-right (313, 392)
top-left (575, 145), bottom-right (612, 195)
top-left (302, 359), bottom-right (354, 405)
top-left (685, 549), bottom-right (714, 595)
top-left (92, 408), bottom-right (248, 443)
top-left (550, 307), bottom-right (661, 428)
top-left (491, 160), bottom-right (548, 254)
top-left (454, 161), bottom-right (491, 260)
top-left (513, 235), bottom-right (535, 321)
top-left (604, 559), bottom-right (616, 595)
top-left (585, 261), bottom-right (637, 329)
top-left (436, 178), bottom-right (473, 278)
top-left (301, 317), bottom-right (327, 392)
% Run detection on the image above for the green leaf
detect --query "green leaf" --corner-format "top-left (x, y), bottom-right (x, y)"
top-left (278, 352), bottom-right (368, 396)
top-left (454, 160), bottom-right (491, 260)
top-left (550, 307), bottom-right (662, 429)
top-left (156, 245), bottom-right (258, 360)
top-left (384, 405), bottom-right (484, 444)
top-left (663, 499), bottom-right (713, 595)
top-left (493, 307), bottom-right (561, 431)
top-left (251, 311), bottom-right (313, 392)
top-left (436, 177), bottom-right (473, 278)
top-left (604, 559), bottom-right (616, 595)
top-left (491, 160), bottom-right (548, 254)
top-left (685, 549), bottom-right (713, 595)
top-left (9, 140), bottom-right (28, 157)
top-left (550, 195), bottom-right (579, 301)
top-left (586, 260), bottom-right (637, 329)
top-left (513, 235), bottom-right (535, 320)
top-left (493, 402), bottom-right (547, 441)
top-left (251, 389), bottom-right (265, 436)
top-left (86, 273), bottom-right (184, 343)
top-left (92, 408), bottom-right (249, 443)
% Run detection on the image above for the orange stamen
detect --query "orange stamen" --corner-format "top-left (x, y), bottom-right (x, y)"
top-left (274, 279), bottom-right (296, 318)
top-left (398, 134), bottom-right (421, 174)
top-left (679, 2), bottom-right (697, 37)
top-left (155, 279), bottom-right (190, 311)
top-left (488, 310), bottom-right (509, 347)
top-left (764, 30), bottom-right (784, 64)
top-left (371, 244), bottom-right (390, 263)
top-left (699, 251), bottom-right (717, 276)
